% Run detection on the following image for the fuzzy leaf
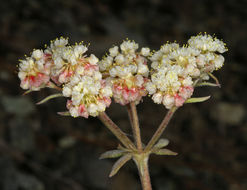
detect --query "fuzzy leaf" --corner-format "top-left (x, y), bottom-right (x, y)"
top-left (57, 111), bottom-right (71, 116)
top-left (109, 154), bottom-right (132, 177)
top-left (153, 148), bottom-right (178, 156)
top-left (196, 82), bottom-right (220, 87)
top-left (154, 138), bottom-right (169, 149)
top-left (99, 150), bottom-right (127, 159)
top-left (208, 73), bottom-right (221, 87)
top-left (185, 96), bottom-right (210, 104)
top-left (36, 93), bottom-right (63, 105)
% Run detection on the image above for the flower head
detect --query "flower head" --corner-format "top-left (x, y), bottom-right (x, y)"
top-left (47, 37), bottom-right (89, 84)
top-left (62, 57), bottom-right (112, 118)
top-left (18, 49), bottom-right (52, 91)
top-left (98, 40), bottom-right (150, 105)
top-left (147, 33), bottom-right (227, 109)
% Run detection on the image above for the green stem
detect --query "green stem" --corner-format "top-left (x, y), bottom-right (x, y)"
top-left (145, 107), bottom-right (177, 152)
top-left (98, 112), bottom-right (136, 150)
top-left (128, 102), bottom-right (143, 151)
top-left (126, 104), bottom-right (134, 130)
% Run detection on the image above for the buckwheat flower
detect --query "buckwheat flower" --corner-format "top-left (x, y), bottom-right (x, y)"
top-left (148, 52), bottom-right (194, 109)
top-left (186, 34), bottom-right (228, 79)
top-left (109, 46), bottom-right (119, 57)
top-left (152, 92), bottom-right (163, 104)
top-left (45, 37), bottom-right (91, 85)
top-left (18, 49), bottom-right (51, 91)
top-left (167, 46), bottom-right (201, 77)
top-left (140, 47), bottom-right (150, 56)
top-left (63, 64), bottom-right (112, 118)
top-left (150, 43), bottom-right (179, 69)
top-left (98, 40), bottom-right (150, 105)
top-left (50, 37), bottom-right (68, 49)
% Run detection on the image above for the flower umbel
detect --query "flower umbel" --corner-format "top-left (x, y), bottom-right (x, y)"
top-left (18, 33), bottom-right (227, 190)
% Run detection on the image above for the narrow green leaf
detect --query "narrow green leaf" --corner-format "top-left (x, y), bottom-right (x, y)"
top-left (196, 82), bottom-right (220, 87)
top-left (109, 154), bottom-right (132, 177)
top-left (22, 89), bottom-right (32, 95)
top-left (57, 111), bottom-right (71, 116)
top-left (154, 138), bottom-right (169, 149)
top-left (99, 150), bottom-right (127, 159)
top-left (36, 93), bottom-right (63, 105)
top-left (153, 148), bottom-right (178, 156)
top-left (185, 96), bottom-right (210, 104)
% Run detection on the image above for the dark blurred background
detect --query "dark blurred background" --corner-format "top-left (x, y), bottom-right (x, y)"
top-left (0, 0), bottom-right (246, 190)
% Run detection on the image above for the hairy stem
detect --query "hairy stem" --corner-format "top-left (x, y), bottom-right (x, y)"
top-left (134, 154), bottom-right (152, 190)
top-left (98, 112), bottom-right (136, 150)
top-left (128, 102), bottom-right (143, 151)
top-left (145, 106), bottom-right (177, 151)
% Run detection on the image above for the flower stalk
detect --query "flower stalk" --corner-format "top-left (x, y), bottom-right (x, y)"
top-left (98, 112), bottom-right (136, 150)
top-left (145, 106), bottom-right (178, 152)
top-left (128, 102), bottom-right (143, 151)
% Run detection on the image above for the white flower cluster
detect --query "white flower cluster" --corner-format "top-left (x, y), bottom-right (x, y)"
top-left (188, 34), bottom-right (227, 53)
top-left (98, 40), bottom-right (150, 105)
top-left (18, 33), bottom-right (227, 117)
top-left (146, 34), bottom-right (227, 109)
top-left (18, 37), bottom-right (113, 118)
top-left (46, 37), bottom-right (89, 84)
top-left (18, 37), bottom-right (91, 91)
top-left (50, 38), bottom-right (113, 118)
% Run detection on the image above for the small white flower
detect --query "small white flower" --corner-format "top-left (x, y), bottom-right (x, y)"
top-left (214, 55), bottom-right (224, 69)
top-left (88, 103), bottom-right (98, 115)
top-left (135, 75), bottom-right (144, 87)
top-left (70, 107), bottom-right (79, 117)
top-left (138, 64), bottom-right (149, 75)
top-left (146, 82), bottom-right (156, 94)
top-left (152, 92), bottom-right (163, 104)
top-left (188, 34), bottom-right (227, 53)
top-left (163, 95), bottom-right (175, 109)
top-left (115, 54), bottom-right (125, 63)
top-left (101, 86), bottom-right (113, 97)
top-left (18, 71), bottom-right (26, 80)
top-left (109, 46), bottom-right (119, 57)
top-left (88, 54), bottom-right (99, 65)
top-left (32, 49), bottom-right (43, 60)
top-left (182, 77), bottom-right (193, 86)
top-left (53, 37), bottom-right (68, 48)
top-left (120, 41), bottom-right (138, 54)
top-left (74, 45), bottom-right (88, 58)
top-left (140, 47), bottom-right (150, 56)
top-left (63, 86), bottom-right (72, 97)
top-left (97, 102), bottom-right (106, 112)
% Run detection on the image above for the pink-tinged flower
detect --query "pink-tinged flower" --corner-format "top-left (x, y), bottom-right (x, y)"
top-left (45, 37), bottom-right (94, 85)
top-left (18, 50), bottom-right (51, 91)
top-left (111, 75), bottom-right (148, 105)
top-left (98, 40), bottom-right (150, 105)
top-left (174, 94), bottom-right (185, 107)
top-left (20, 73), bottom-right (50, 90)
top-left (178, 86), bottom-right (194, 100)
top-left (62, 62), bottom-right (113, 117)
top-left (66, 100), bottom-right (89, 118)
